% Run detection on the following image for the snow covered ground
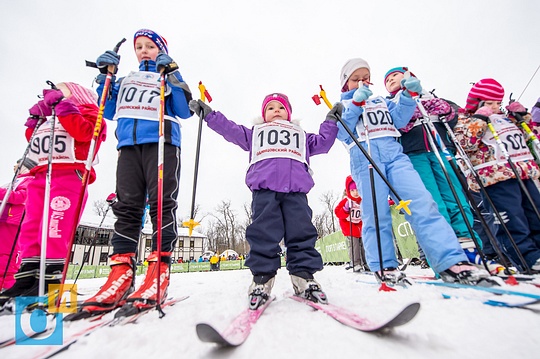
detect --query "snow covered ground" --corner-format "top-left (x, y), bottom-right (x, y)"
top-left (2, 265), bottom-right (540, 359)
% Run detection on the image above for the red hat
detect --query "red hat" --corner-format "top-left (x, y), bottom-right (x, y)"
top-left (261, 93), bottom-right (292, 121)
top-left (465, 78), bottom-right (505, 112)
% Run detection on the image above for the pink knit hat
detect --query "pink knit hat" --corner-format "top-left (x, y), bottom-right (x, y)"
top-left (465, 78), bottom-right (505, 112)
top-left (63, 82), bottom-right (98, 106)
top-left (261, 93), bottom-right (292, 121)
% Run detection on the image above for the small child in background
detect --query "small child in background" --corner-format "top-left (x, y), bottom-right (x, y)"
top-left (189, 93), bottom-right (340, 308)
top-left (0, 158), bottom-right (36, 290)
top-left (334, 175), bottom-right (368, 272)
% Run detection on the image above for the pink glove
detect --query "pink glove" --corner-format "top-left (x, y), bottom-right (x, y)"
top-left (475, 106), bottom-right (493, 117)
top-left (43, 89), bottom-right (64, 107)
top-left (29, 100), bottom-right (52, 117)
top-left (505, 101), bottom-right (527, 114)
top-left (24, 117), bottom-right (40, 128)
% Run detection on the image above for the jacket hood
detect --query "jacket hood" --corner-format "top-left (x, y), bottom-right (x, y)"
top-left (345, 175), bottom-right (360, 202)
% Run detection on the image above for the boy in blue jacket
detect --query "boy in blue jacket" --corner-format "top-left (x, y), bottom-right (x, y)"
top-left (81, 29), bottom-right (193, 314)
top-left (190, 93), bottom-right (340, 308)
top-left (337, 58), bottom-right (489, 285)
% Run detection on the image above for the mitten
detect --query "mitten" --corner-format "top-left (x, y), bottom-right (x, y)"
top-left (96, 50), bottom-right (120, 70)
top-left (326, 103), bottom-right (343, 123)
top-left (352, 86), bottom-right (372, 106)
top-left (43, 89), bottom-right (64, 107)
top-left (29, 100), bottom-right (52, 118)
top-left (475, 106), bottom-right (493, 117)
top-left (505, 101), bottom-right (527, 114)
top-left (189, 99), bottom-right (213, 120)
top-left (156, 53), bottom-right (179, 74)
top-left (401, 77), bottom-right (422, 97)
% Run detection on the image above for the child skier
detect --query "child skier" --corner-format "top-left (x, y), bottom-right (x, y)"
top-left (336, 58), bottom-right (489, 284)
top-left (383, 67), bottom-right (503, 274)
top-left (189, 93), bottom-right (340, 308)
top-left (0, 82), bottom-right (106, 307)
top-left (80, 29), bottom-right (193, 315)
top-left (334, 175), bottom-right (368, 272)
top-left (0, 159), bottom-right (36, 290)
top-left (454, 78), bottom-right (540, 272)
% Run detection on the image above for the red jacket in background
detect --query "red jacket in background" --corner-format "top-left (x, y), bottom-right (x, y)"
top-left (334, 176), bottom-right (362, 237)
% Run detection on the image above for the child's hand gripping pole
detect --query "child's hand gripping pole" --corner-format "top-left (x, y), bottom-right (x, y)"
top-left (183, 82), bottom-right (212, 236)
top-left (312, 85), bottom-right (412, 215)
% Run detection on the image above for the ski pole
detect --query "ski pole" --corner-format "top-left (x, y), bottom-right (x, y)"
top-left (441, 112), bottom-right (531, 274)
top-left (312, 85), bottom-right (412, 215)
top-left (183, 81), bottom-right (212, 236)
top-left (56, 38), bottom-right (126, 309)
top-left (155, 69), bottom-right (167, 317)
top-left (38, 80), bottom-right (59, 300)
top-left (0, 212), bottom-right (25, 290)
top-left (484, 116), bottom-right (540, 223)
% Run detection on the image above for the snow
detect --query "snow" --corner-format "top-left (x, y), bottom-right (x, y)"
top-left (2, 265), bottom-right (540, 359)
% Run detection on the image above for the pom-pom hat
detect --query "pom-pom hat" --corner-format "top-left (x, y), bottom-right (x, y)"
top-left (261, 93), bottom-right (292, 121)
top-left (465, 78), bottom-right (505, 112)
top-left (134, 29), bottom-right (168, 54)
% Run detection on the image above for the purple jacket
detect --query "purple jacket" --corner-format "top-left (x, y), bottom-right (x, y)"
top-left (205, 111), bottom-right (338, 193)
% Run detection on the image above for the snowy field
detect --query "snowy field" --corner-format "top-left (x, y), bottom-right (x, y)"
top-left (2, 265), bottom-right (540, 359)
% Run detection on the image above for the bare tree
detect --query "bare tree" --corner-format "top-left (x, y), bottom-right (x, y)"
top-left (204, 200), bottom-right (246, 254)
top-left (313, 190), bottom-right (340, 237)
top-left (93, 199), bottom-right (109, 217)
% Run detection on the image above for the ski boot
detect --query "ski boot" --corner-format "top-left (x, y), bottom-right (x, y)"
top-left (66, 253), bottom-right (136, 321)
top-left (115, 251), bottom-right (171, 318)
top-left (439, 261), bottom-right (491, 285)
top-left (248, 274), bottom-right (275, 310)
top-left (0, 260), bottom-right (63, 313)
top-left (290, 272), bottom-right (327, 304)
top-left (375, 267), bottom-right (410, 286)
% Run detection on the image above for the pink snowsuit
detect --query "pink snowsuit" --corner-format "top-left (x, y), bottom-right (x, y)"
top-left (18, 83), bottom-right (106, 263)
top-left (0, 173), bottom-right (33, 289)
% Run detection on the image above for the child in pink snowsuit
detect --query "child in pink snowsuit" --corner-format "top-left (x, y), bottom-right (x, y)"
top-left (0, 82), bottom-right (106, 305)
top-left (0, 159), bottom-right (35, 290)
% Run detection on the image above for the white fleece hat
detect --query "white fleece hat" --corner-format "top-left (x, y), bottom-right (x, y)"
top-left (340, 58), bottom-right (370, 92)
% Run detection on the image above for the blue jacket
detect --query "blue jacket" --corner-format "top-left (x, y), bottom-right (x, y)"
top-left (98, 60), bottom-right (193, 149)
top-left (204, 111), bottom-right (338, 193)
top-left (337, 89), bottom-right (417, 146)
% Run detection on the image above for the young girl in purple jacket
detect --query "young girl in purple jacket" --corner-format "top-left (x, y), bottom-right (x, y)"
top-left (189, 93), bottom-right (341, 309)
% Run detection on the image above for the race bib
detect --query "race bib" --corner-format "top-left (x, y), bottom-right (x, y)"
top-left (354, 96), bottom-right (401, 142)
top-left (475, 114), bottom-right (534, 170)
top-left (349, 200), bottom-right (362, 224)
top-left (27, 120), bottom-right (78, 166)
top-left (250, 120), bottom-right (308, 166)
top-left (114, 71), bottom-right (177, 123)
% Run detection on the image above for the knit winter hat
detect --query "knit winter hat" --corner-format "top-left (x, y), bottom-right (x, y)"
top-left (62, 82), bottom-right (98, 106)
top-left (465, 78), bottom-right (505, 112)
top-left (261, 93), bottom-right (292, 121)
top-left (384, 67), bottom-right (408, 84)
top-left (134, 29), bottom-right (168, 54)
top-left (340, 58), bottom-right (371, 92)
top-left (348, 181), bottom-right (357, 191)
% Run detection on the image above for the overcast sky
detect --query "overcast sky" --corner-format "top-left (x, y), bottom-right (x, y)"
top-left (1, 0), bottom-right (539, 227)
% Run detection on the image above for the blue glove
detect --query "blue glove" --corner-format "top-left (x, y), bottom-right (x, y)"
top-left (96, 50), bottom-right (120, 71)
top-left (352, 86), bottom-right (372, 105)
top-left (400, 77), bottom-right (422, 97)
top-left (156, 53), bottom-right (179, 74)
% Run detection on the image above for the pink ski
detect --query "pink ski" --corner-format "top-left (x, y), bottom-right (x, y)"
top-left (196, 296), bottom-right (274, 346)
top-left (290, 295), bottom-right (420, 332)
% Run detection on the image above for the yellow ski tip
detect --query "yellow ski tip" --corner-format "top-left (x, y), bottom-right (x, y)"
top-left (395, 199), bottom-right (412, 215)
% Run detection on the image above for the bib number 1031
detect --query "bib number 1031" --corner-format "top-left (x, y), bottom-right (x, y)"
top-left (257, 129), bottom-right (300, 148)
